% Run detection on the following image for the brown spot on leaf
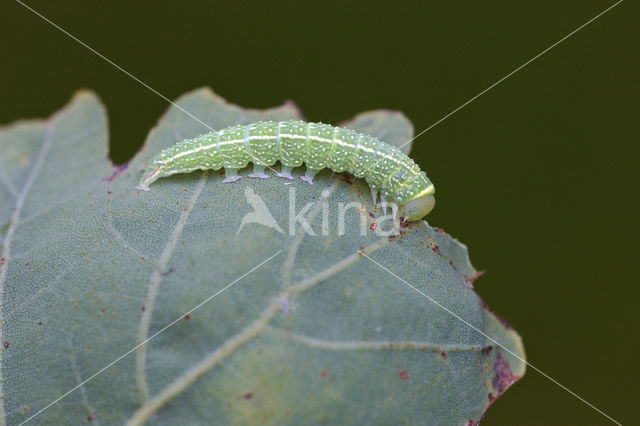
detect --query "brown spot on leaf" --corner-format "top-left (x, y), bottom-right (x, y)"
top-left (183, 314), bottom-right (191, 321)
top-left (0, 258), bottom-right (5, 265)
top-left (320, 370), bottom-right (328, 378)
top-left (243, 393), bottom-right (253, 400)
top-left (399, 370), bottom-right (408, 380)
top-left (162, 267), bottom-right (175, 276)
top-left (448, 259), bottom-right (457, 270)
top-left (431, 245), bottom-right (442, 256)
top-left (37, 321), bottom-right (43, 326)
top-left (140, 306), bottom-right (146, 312)
top-left (87, 415), bottom-right (93, 422)
top-left (492, 353), bottom-right (519, 395)
top-left (369, 223), bottom-right (377, 231)
top-left (440, 352), bottom-right (447, 359)
top-left (465, 420), bottom-right (478, 426)
top-left (3, 342), bottom-right (8, 349)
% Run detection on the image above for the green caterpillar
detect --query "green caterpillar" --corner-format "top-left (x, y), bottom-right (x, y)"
top-left (137, 120), bottom-right (436, 220)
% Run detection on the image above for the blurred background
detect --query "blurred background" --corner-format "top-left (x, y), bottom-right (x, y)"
top-left (1, 0), bottom-right (637, 424)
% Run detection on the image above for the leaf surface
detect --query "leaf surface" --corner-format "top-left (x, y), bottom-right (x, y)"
top-left (0, 89), bottom-right (525, 425)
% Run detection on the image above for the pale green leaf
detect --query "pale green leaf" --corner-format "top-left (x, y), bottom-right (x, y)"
top-left (340, 109), bottom-right (415, 154)
top-left (0, 89), bottom-right (525, 425)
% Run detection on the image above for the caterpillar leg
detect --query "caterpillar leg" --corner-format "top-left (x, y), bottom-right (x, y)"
top-left (249, 165), bottom-right (269, 179)
top-left (370, 187), bottom-right (378, 206)
top-left (277, 165), bottom-right (294, 180)
top-left (380, 196), bottom-right (388, 215)
top-left (223, 168), bottom-right (242, 183)
top-left (300, 168), bottom-right (317, 185)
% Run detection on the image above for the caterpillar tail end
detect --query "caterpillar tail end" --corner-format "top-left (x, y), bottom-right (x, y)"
top-left (137, 165), bottom-right (162, 190)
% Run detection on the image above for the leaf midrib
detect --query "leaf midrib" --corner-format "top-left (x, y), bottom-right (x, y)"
top-left (125, 179), bottom-right (437, 424)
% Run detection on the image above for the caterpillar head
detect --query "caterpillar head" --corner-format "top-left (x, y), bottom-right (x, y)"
top-left (400, 186), bottom-right (436, 221)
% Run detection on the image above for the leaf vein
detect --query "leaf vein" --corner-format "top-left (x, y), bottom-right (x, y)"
top-left (126, 298), bottom-right (281, 425)
top-left (264, 326), bottom-right (490, 352)
top-left (289, 223), bottom-right (425, 296)
top-left (18, 182), bottom-right (98, 226)
top-left (68, 349), bottom-right (100, 426)
top-left (106, 190), bottom-right (158, 267)
top-left (0, 118), bottom-right (57, 424)
top-left (134, 171), bottom-right (209, 402)
top-left (125, 228), bottom-right (424, 423)
top-left (5, 258), bottom-right (81, 321)
top-left (281, 178), bottom-right (342, 290)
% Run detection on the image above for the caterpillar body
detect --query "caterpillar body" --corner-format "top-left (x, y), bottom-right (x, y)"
top-left (138, 120), bottom-right (436, 220)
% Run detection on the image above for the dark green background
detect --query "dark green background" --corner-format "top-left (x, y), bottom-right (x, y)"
top-left (1, 1), bottom-right (637, 424)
